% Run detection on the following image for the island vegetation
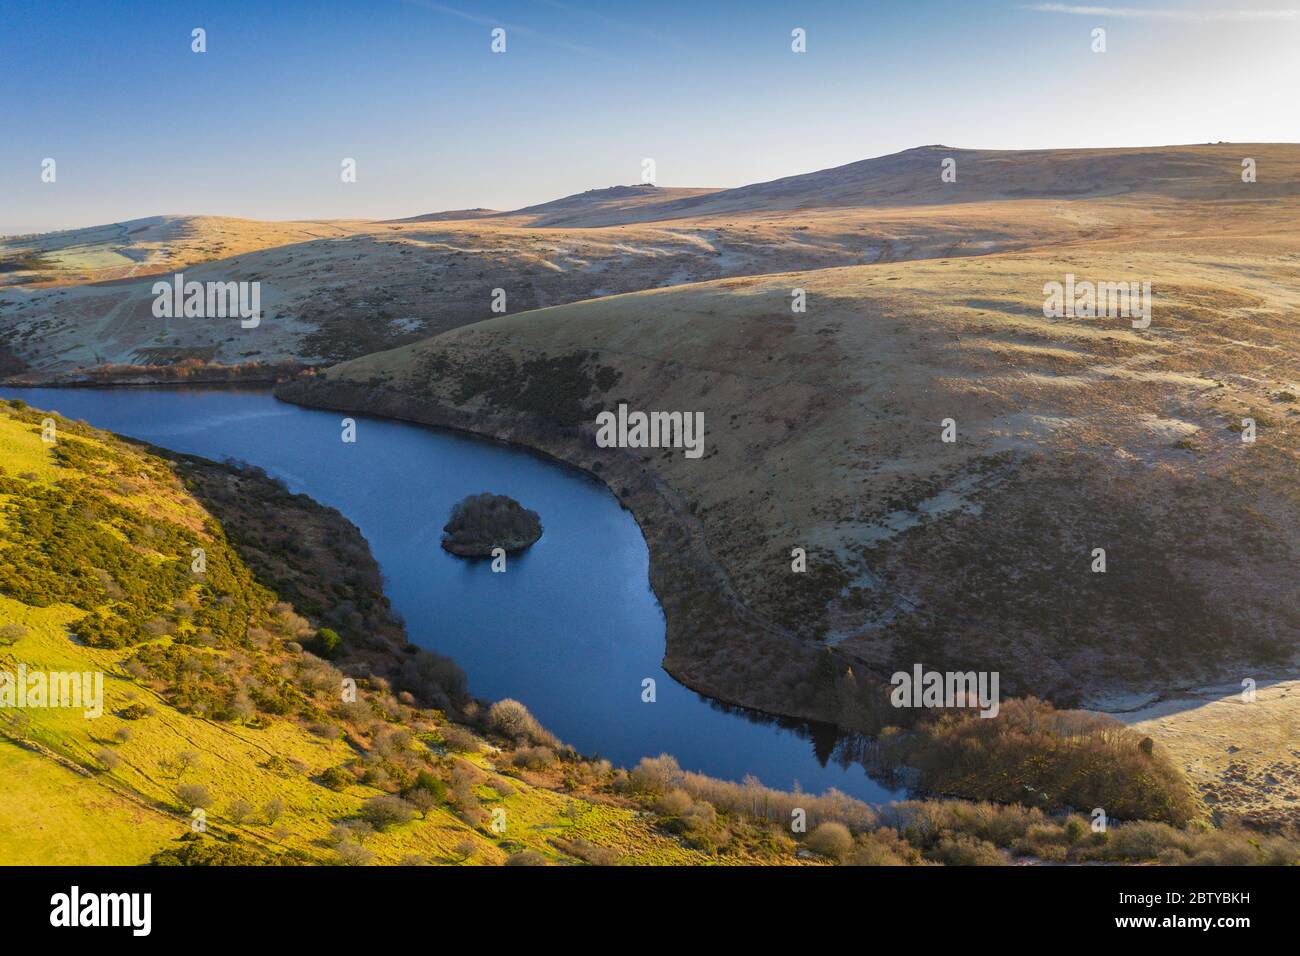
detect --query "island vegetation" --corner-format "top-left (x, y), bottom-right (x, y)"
top-left (441, 493), bottom-right (542, 557)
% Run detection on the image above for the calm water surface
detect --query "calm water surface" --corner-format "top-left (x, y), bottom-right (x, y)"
top-left (2, 386), bottom-right (899, 802)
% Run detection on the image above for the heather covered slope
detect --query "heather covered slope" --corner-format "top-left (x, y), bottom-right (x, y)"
top-left (307, 209), bottom-right (1300, 711)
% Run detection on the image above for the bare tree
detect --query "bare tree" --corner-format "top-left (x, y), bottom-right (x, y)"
top-left (225, 799), bottom-right (254, 825)
top-left (173, 750), bottom-right (199, 779)
top-left (263, 796), bottom-right (285, 825)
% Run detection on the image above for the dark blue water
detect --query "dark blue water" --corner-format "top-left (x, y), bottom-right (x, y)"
top-left (2, 386), bottom-right (899, 802)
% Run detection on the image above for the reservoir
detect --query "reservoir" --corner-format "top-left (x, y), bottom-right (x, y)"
top-left (1, 385), bottom-right (900, 803)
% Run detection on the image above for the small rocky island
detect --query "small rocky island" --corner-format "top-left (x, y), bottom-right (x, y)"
top-left (441, 493), bottom-right (543, 557)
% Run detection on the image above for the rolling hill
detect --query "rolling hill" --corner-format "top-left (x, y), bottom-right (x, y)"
top-left (483, 143), bottom-right (1300, 226)
top-left (277, 149), bottom-right (1300, 824)
top-left (294, 226), bottom-right (1300, 705)
top-left (9, 143), bottom-right (1286, 379)
top-left (0, 215), bottom-right (368, 288)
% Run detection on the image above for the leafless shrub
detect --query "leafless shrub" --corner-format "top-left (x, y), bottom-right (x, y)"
top-left (95, 747), bottom-right (121, 772)
top-left (487, 698), bottom-right (558, 748)
top-left (439, 724), bottom-right (481, 753)
top-left (225, 799), bottom-right (254, 825)
top-left (511, 745), bottom-right (556, 770)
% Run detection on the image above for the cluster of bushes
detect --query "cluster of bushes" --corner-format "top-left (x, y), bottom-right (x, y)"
top-left (623, 753), bottom-right (864, 858)
top-left (130, 638), bottom-right (307, 722)
top-left (390, 647), bottom-right (466, 712)
top-left (899, 697), bottom-right (1201, 826)
top-left (800, 649), bottom-right (1202, 826)
top-left (152, 833), bottom-right (290, 866)
top-left (620, 753), bottom-right (1297, 866)
top-left (0, 253), bottom-right (54, 273)
top-left (359, 794), bottom-right (419, 830)
top-left (0, 475), bottom-right (201, 647)
top-left (875, 800), bottom-right (1300, 866)
top-left (75, 360), bottom-right (305, 385)
top-left (181, 459), bottom-right (390, 644)
top-left (630, 753), bottom-right (877, 830)
top-left (550, 836), bottom-right (619, 866)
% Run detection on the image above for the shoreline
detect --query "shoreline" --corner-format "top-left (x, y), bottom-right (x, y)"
top-left (0, 378), bottom-right (901, 792)
top-left (1, 363), bottom-right (314, 390)
top-left (271, 375), bottom-right (861, 733)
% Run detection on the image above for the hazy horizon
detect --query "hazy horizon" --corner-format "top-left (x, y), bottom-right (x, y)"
top-left (4, 0), bottom-right (1299, 234)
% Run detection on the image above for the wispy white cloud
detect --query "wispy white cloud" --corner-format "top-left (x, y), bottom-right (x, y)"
top-left (532, 0), bottom-right (691, 52)
top-left (1022, 3), bottom-right (1300, 21)
top-left (400, 0), bottom-right (615, 61)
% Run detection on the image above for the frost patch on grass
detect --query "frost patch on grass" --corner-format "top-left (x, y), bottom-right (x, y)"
top-left (856, 474), bottom-right (986, 550)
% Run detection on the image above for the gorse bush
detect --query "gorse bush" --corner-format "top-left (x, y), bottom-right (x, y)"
top-left (314, 627), bottom-right (342, 659)
top-left (393, 648), bottom-right (467, 711)
top-left (511, 745), bottom-right (557, 770)
top-left (505, 849), bottom-right (549, 866)
top-left (152, 835), bottom-right (278, 866)
top-left (628, 754), bottom-right (681, 796)
top-left (334, 842), bottom-right (374, 866)
top-left (0, 417), bottom-right (265, 652)
top-left (654, 789), bottom-right (693, 816)
top-left (95, 748), bottom-right (121, 772)
top-left (551, 836), bottom-right (620, 866)
top-left (845, 828), bottom-right (919, 866)
top-left (438, 724), bottom-right (480, 753)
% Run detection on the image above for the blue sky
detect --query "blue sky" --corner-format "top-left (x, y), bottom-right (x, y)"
top-left (2, 0), bottom-right (1298, 233)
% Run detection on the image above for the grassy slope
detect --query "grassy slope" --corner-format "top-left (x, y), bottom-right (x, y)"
top-left (0, 210), bottom-right (1041, 375)
top-left (0, 404), bottom-right (726, 865)
top-left (0, 216), bottom-right (367, 288)
top-left (15, 142), bottom-right (1284, 376)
